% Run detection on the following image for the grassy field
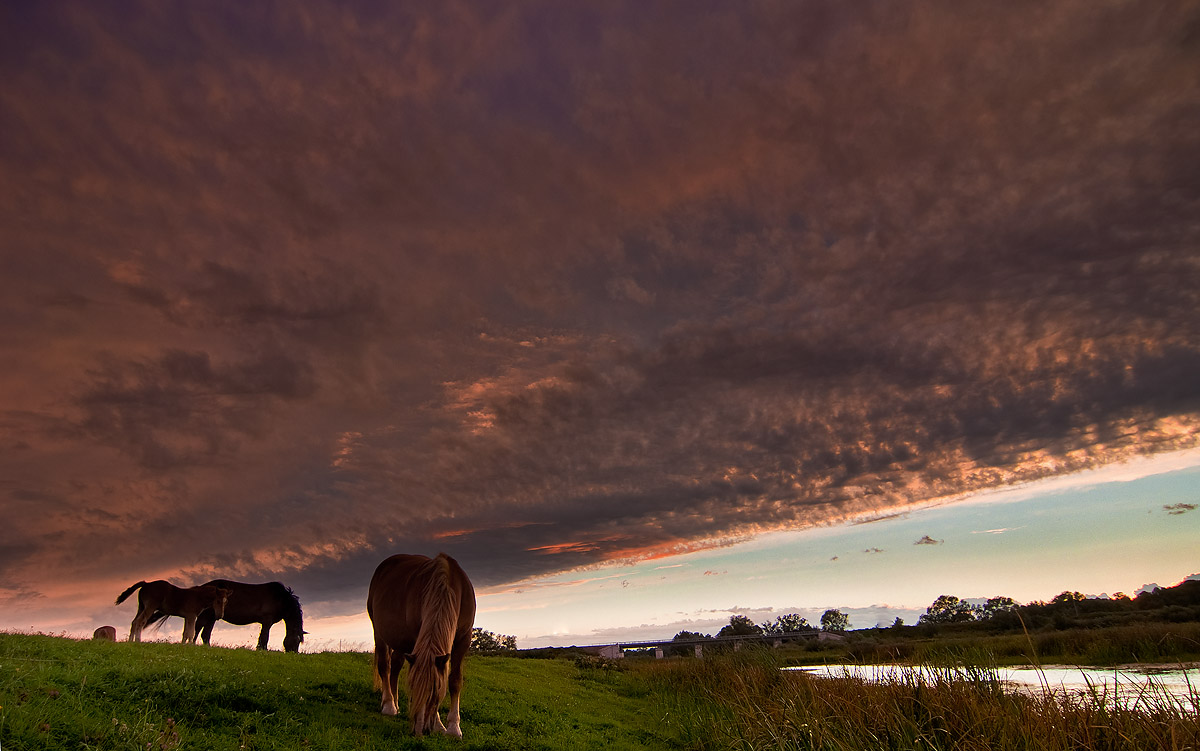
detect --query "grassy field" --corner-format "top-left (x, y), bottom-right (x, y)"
top-left (3, 632), bottom-right (1198, 750)
top-left (0, 634), bottom-right (668, 751)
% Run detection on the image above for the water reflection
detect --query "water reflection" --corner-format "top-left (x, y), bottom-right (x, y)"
top-left (788, 664), bottom-right (1199, 711)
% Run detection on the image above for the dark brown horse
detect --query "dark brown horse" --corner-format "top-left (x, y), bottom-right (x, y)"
top-left (192, 580), bottom-right (305, 652)
top-left (115, 580), bottom-right (231, 644)
top-left (367, 553), bottom-right (476, 737)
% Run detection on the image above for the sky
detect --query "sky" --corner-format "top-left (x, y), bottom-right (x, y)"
top-left (1, 1), bottom-right (1198, 650)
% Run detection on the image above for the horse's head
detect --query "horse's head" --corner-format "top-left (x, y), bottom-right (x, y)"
top-left (404, 651), bottom-right (451, 735)
top-left (212, 588), bottom-right (233, 619)
top-left (282, 630), bottom-right (304, 653)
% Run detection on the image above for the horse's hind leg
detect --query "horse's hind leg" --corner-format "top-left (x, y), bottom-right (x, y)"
top-left (181, 615), bottom-right (198, 644)
top-left (375, 644), bottom-right (398, 716)
top-left (129, 604), bottom-right (153, 642)
top-left (256, 623), bottom-right (271, 650)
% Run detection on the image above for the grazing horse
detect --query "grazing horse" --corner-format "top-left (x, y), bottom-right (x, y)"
top-left (367, 553), bottom-right (476, 738)
top-left (115, 580), bottom-right (231, 644)
top-left (92, 625), bottom-right (117, 641)
top-left (191, 580), bottom-right (305, 652)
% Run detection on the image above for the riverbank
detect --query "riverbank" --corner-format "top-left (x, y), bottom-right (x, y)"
top-left (646, 650), bottom-right (1200, 751)
top-left (789, 662), bottom-right (1200, 711)
top-left (763, 619), bottom-right (1200, 668)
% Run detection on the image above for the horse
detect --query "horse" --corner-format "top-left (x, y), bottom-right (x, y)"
top-left (115, 580), bottom-right (231, 644)
top-left (367, 553), bottom-right (476, 738)
top-left (92, 625), bottom-right (117, 641)
top-left (191, 580), bottom-right (305, 652)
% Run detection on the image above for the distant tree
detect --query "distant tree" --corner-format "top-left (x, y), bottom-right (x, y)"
top-left (980, 596), bottom-right (1018, 620)
top-left (918, 595), bottom-right (979, 624)
top-left (890, 617), bottom-right (904, 629)
top-left (820, 609), bottom-right (849, 632)
top-left (1050, 591), bottom-right (1087, 617)
top-left (1051, 591), bottom-right (1086, 605)
top-left (718, 615), bottom-right (763, 637)
top-left (471, 627), bottom-right (517, 652)
top-left (761, 614), bottom-right (813, 635)
top-left (669, 630), bottom-right (711, 656)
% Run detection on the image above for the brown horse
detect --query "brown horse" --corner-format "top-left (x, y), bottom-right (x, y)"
top-left (195, 580), bottom-right (305, 651)
top-left (115, 580), bottom-right (231, 644)
top-left (367, 553), bottom-right (476, 737)
top-left (145, 580), bottom-right (305, 651)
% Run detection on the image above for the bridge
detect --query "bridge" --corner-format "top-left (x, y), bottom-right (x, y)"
top-left (575, 630), bottom-right (841, 659)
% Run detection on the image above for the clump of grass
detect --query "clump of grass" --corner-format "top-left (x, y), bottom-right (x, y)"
top-left (641, 648), bottom-right (1200, 751)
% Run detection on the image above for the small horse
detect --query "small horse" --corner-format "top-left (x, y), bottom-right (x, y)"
top-left (367, 553), bottom-right (476, 738)
top-left (192, 580), bottom-right (305, 652)
top-left (115, 580), bottom-right (231, 644)
top-left (92, 625), bottom-right (117, 641)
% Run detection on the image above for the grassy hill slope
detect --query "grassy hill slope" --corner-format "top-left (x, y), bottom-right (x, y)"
top-left (0, 634), bottom-right (669, 751)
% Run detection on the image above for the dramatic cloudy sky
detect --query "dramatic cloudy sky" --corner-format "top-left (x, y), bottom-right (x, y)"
top-left (2, 1), bottom-right (1199, 645)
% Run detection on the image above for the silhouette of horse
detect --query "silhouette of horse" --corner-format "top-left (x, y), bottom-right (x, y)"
top-left (116, 580), bottom-right (231, 644)
top-left (92, 625), bottom-right (117, 641)
top-left (367, 553), bottom-right (476, 737)
top-left (191, 580), bottom-right (305, 652)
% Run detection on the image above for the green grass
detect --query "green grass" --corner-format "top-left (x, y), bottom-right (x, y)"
top-left (5, 632), bottom-right (1199, 751)
top-left (0, 634), bottom-right (669, 750)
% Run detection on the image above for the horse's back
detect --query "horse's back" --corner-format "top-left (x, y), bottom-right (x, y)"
top-left (139, 580), bottom-right (176, 607)
top-left (368, 554), bottom-right (474, 647)
top-left (367, 555), bottom-right (430, 640)
top-left (201, 579), bottom-right (295, 623)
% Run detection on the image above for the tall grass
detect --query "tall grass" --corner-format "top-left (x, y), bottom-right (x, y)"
top-left (642, 648), bottom-right (1200, 751)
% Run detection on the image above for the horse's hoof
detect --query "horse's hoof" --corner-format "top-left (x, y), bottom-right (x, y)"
top-left (381, 703), bottom-right (397, 717)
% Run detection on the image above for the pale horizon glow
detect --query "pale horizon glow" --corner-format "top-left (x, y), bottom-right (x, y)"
top-left (88, 450), bottom-right (1196, 652)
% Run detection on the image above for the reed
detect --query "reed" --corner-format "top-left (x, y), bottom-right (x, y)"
top-left (642, 648), bottom-right (1200, 751)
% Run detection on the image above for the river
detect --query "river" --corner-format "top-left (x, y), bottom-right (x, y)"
top-left (787, 664), bottom-right (1199, 711)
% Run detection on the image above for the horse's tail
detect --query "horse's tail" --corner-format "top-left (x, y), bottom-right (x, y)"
top-left (115, 581), bottom-right (146, 606)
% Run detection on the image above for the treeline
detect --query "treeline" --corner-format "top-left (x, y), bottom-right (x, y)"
top-left (471, 627), bottom-right (518, 652)
top-left (675, 608), bottom-right (850, 642)
top-left (912, 578), bottom-right (1200, 633)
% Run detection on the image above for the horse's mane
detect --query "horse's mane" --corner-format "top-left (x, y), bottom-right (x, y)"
top-left (282, 584), bottom-right (303, 618)
top-left (275, 583), bottom-right (304, 643)
top-left (407, 554), bottom-right (460, 712)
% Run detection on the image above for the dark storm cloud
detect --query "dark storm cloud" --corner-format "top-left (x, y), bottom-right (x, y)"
top-left (1, 0), bottom-right (1199, 621)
